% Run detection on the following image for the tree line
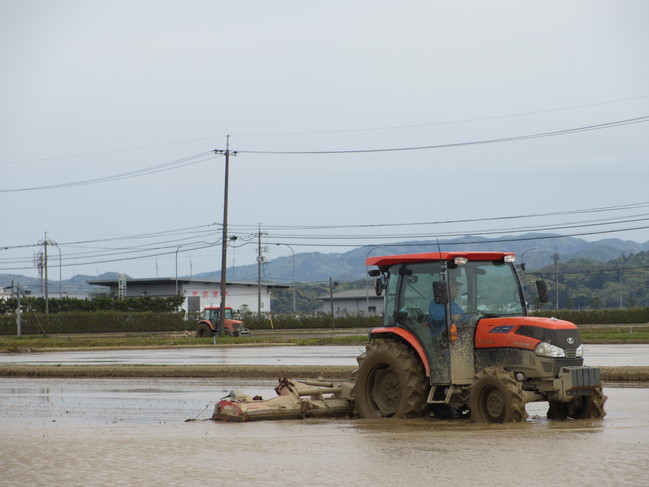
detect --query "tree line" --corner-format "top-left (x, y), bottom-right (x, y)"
top-left (532, 251), bottom-right (649, 310)
top-left (0, 295), bottom-right (184, 315)
top-left (2, 251), bottom-right (648, 316)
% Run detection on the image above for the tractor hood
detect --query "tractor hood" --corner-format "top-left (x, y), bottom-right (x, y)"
top-left (475, 316), bottom-right (581, 354)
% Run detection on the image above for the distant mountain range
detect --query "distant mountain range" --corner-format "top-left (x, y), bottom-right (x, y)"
top-left (0, 271), bottom-right (124, 296)
top-left (201, 233), bottom-right (649, 284)
top-left (2, 233), bottom-right (647, 293)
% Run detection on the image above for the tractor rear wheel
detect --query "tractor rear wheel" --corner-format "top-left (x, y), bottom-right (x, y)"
top-left (547, 387), bottom-right (607, 420)
top-left (196, 323), bottom-right (213, 338)
top-left (469, 367), bottom-right (528, 423)
top-left (353, 339), bottom-right (428, 419)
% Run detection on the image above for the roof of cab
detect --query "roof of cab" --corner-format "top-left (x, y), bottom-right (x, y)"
top-left (366, 251), bottom-right (515, 267)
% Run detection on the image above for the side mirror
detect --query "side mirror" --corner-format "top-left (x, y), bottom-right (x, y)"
top-left (374, 278), bottom-right (384, 296)
top-left (536, 280), bottom-right (549, 303)
top-left (433, 281), bottom-right (448, 304)
top-left (367, 269), bottom-right (381, 277)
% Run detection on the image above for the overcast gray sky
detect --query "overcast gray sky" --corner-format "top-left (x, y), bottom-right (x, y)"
top-left (2, 0), bottom-right (649, 281)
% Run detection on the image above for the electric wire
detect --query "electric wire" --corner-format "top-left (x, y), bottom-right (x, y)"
top-left (3, 115), bottom-right (647, 193)
top-left (3, 199), bottom-right (649, 272)
top-left (236, 115), bottom-right (649, 155)
top-left (229, 94), bottom-right (649, 137)
top-left (250, 201), bottom-right (649, 230)
top-left (5, 94), bottom-right (646, 165)
top-left (0, 152), bottom-right (217, 193)
top-left (2, 218), bottom-right (649, 273)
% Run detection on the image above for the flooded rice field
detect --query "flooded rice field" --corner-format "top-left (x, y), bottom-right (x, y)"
top-left (1, 377), bottom-right (649, 486)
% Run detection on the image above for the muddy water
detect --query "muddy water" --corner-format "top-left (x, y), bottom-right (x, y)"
top-left (1, 379), bottom-right (649, 487)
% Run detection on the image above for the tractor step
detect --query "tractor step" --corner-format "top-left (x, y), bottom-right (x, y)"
top-left (212, 377), bottom-right (355, 422)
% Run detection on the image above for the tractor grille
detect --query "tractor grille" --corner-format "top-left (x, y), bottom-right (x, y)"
top-left (564, 348), bottom-right (578, 359)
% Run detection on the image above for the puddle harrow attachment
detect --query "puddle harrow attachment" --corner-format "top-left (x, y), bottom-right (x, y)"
top-left (212, 377), bottom-right (355, 422)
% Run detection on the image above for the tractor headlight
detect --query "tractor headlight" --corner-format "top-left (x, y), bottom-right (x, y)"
top-left (575, 345), bottom-right (584, 358)
top-left (535, 342), bottom-right (566, 358)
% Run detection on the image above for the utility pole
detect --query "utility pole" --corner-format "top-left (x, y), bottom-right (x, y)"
top-left (35, 233), bottom-right (61, 313)
top-left (44, 233), bottom-right (49, 314)
top-left (13, 281), bottom-right (22, 337)
top-left (258, 228), bottom-right (262, 318)
top-left (552, 247), bottom-right (560, 311)
top-left (215, 136), bottom-right (235, 336)
top-left (256, 226), bottom-right (268, 318)
top-left (329, 277), bottom-right (338, 329)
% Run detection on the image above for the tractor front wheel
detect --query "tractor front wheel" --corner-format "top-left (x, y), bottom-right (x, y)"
top-left (469, 367), bottom-right (528, 423)
top-left (353, 339), bottom-right (428, 419)
top-left (547, 387), bottom-right (607, 420)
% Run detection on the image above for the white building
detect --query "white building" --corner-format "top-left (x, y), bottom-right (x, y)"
top-left (88, 277), bottom-right (288, 314)
top-left (318, 289), bottom-right (384, 316)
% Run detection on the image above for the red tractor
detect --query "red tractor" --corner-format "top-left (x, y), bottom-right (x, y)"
top-left (195, 306), bottom-right (250, 338)
top-left (212, 251), bottom-right (606, 423)
top-left (353, 251), bottom-right (606, 422)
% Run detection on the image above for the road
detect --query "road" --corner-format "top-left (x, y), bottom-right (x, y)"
top-left (1, 343), bottom-right (648, 366)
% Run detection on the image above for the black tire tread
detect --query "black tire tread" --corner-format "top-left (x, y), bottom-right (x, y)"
top-left (353, 339), bottom-right (428, 419)
top-left (468, 367), bottom-right (528, 423)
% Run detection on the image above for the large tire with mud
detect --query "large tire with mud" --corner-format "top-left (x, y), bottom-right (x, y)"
top-left (469, 367), bottom-right (528, 423)
top-left (196, 323), bottom-right (214, 338)
top-left (353, 339), bottom-right (429, 419)
top-left (547, 386), bottom-right (607, 420)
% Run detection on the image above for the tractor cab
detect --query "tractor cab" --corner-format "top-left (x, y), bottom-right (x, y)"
top-left (202, 307), bottom-right (235, 323)
top-left (369, 252), bottom-right (529, 384)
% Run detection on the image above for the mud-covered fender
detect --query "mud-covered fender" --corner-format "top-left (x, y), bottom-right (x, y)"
top-left (369, 327), bottom-right (430, 377)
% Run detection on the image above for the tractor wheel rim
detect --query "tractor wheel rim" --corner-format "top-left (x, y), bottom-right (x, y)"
top-left (371, 367), bottom-right (400, 415)
top-left (484, 389), bottom-right (505, 421)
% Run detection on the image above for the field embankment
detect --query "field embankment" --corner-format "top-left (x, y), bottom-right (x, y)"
top-left (0, 364), bottom-right (647, 382)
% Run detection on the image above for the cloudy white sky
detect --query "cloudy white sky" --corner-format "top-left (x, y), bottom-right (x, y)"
top-left (1, 0), bottom-right (649, 281)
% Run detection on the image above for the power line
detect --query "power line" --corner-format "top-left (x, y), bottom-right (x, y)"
top-left (251, 201), bottom-right (649, 231)
top-left (3, 218), bottom-right (649, 273)
top-left (3, 115), bottom-right (647, 193)
top-left (3, 202), bottom-right (649, 273)
top-left (0, 152), bottom-right (217, 193)
top-left (229, 94), bottom-right (649, 137)
top-left (4, 201), bottom-right (648, 254)
top-left (5, 94), bottom-right (646, 165)
top-left (237, 115), bottom-right (649, 155)
top-left (0, 223), bottom-right (219, 252)
top-left (0, 139), bottom-right (227, 166)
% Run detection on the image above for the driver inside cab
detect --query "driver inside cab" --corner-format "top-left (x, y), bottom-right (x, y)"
top-left (428, 278), bottom-right (465, 328)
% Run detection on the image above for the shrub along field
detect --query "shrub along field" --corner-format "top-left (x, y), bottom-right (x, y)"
top-left (1, 305), bottom-right (648, 351)
top-left (0, 324), bottom-right (647, 353)
top-left (0, 310), bottom-right (381, 336)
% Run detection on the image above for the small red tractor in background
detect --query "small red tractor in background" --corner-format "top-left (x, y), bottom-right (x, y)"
top-left (195, 306), bottom-right (250, 337)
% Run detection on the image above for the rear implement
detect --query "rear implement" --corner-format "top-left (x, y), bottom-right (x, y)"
top-left (213, 378), bottom-right (354, 422)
